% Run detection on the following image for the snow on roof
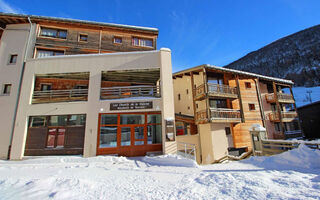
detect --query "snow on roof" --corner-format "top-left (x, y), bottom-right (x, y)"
top-left (173, 64), bottom-right (294, 85)
top-left (0, 12), bottom-right (158, 33)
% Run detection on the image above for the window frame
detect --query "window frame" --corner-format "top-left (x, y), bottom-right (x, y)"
top-left (132, 37), bottom-right (153, 48)
top-left (78, 33), bottom-right (88, 42)
top-left (36, 48), bottom-right (65, 58)
top-left (248, 103), bottom-right (256, 111)
top-left (8, 54), bottom-right (18, 65)
top-left (2, 84), bottom-right (12, 95)
top-left (245, 82), bottom-right (252, 89)
top-left (113, 36), bottom-right (123, 44)
top-left (39, 27), bottom-right (68, 39)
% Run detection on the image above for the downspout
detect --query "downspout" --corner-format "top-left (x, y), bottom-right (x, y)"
top-left (8, 17), bottom-right (33, 159)
top-left (254, 78), bottom-right (266, 128)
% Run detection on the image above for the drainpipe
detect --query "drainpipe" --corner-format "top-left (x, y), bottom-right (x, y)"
top-left (254, 78), bottom-right (266, 128)
top-left (8, 17), bottom-right (33, 159)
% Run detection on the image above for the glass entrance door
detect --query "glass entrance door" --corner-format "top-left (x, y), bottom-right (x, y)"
top-left (120, 126), bottom-right (145, 147)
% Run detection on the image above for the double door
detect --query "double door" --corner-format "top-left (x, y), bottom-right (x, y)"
top-left (46, 127), bottom-right (66, 148)
top-left (120, 125), bottom-right (145, 147)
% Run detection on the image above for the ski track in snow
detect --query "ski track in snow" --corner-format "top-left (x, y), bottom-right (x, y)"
top-left (0, 148), bottom-right (319, 200)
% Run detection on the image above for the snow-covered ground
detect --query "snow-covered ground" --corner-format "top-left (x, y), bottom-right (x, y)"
top-left (0, 145), bottom-right (319, 200)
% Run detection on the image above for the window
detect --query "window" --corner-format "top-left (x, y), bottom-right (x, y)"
top-left (100, 126), bottom-right (118, 148)
top-left (120, 114), bottom-right (144, 124)
top-left (40, 27), bottom-right (67, 39)
top-left (40, 84), bottom-right (52, 91)
top-left (245, 82), bottom-right (251, 89)
top-left (37, 49), bottom-right (64, 58)
top-left (29, 116), bottom-right (47, 127)
top-left (186, 89), bottom-right (189, 94)
top-left (178, 94), bottom-right (181, 100)
top-left (249, 103), bottom-right (256, 111)
top-left (114, 36), bottom-right (122, 44)
top-left (225, 127), bottom-right (231, 135)
top-left (147, 114), bottom-right (162, 144)
top-left (196, 104), bottom-right (198, 109)
top-left (8, 54), bottom-right (17, 64)
top-left (188, 106), bottom-right (190, 110)
top-left (275, 123), bottom-right (281, 132)
top-left (49, 115), bottom-right (68, 126)
top-left (132, 37), bottom-right (153, 47)
top-left (79, 34), bottom-right (88, 42)
top-left (3, 84), bottom-right (11, 95)
top-left (209, 99), bottom-right (227, 108)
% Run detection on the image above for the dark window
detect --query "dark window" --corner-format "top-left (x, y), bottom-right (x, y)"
top-left (79, 34), bottom-right (88, 42)
top-left (249, 103), bottom-right (256, 111)
top-left (101, 114), bottom-right (118, 125)
top-left (209, 99), bottom-right (227, 108)
top-left (188, 106), bottom-right (190, 110)
top-left (225, 127), bottom-right (231, 135)
top-left (196, 104), bottom-right (198, 109)
top-left (40, 27), bottom-right (67, 39)
top-left (267, 84), bottom-right (273, 93)
top-left (29, 116), bottom-right (47, 127)
top-left (9, 54), bottom-right (17, 64)
top-left (245, 82), bottom-right (251, 89)
top-left (186, 89), bottom-right (189, 94)
top-left (178, 94), bottom-right (181, 100)
top-left (114, 37), bottom-right (122, 44)
top-left (3, 84), bottom-right (11, 95)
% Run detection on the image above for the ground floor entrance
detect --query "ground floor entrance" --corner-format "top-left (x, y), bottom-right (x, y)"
top-left (97, 112), bottom-right (162, 156)
top-left (24, 114), bottom-right (86, 156)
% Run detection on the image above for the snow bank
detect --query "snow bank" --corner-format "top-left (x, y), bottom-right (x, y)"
top-left (244, 144), bottom-right (320, 170)
top-left (141, 154), bottom-right (198, 168)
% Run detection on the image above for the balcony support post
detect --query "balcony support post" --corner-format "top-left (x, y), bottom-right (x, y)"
top-left (190, 72), bottom-right (197, 120)
top-left (203, 67), bottom-right (211, 122)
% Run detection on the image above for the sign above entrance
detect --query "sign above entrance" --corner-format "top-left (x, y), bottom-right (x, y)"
top-left (110, 101), bottom-right (153, 110)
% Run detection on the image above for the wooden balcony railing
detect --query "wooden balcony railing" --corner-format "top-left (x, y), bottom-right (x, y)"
top-left (194, 83), bottom-right (238, 100)
top-left (265, 93), bottom-right (294, 103)
top-left (195, 108), bottom-right (241, 123)
top-left (32, 89), bottom-right (88, 104)
top-left (100, 85), bottom-right (161, 99)
top-left (268, 111), bottom-right (298, 122)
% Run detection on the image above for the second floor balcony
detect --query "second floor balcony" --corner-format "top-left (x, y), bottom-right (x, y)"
top-left (100, 85), bottom-right (161, 100)
top-left (265, 93), bottom-right (294, 104)
top-left (32, 89), bottom-right (88, 104)
top-left (196, 108), bottom-right (241, 124)
top-left (268, 111), bottom-right (298, 122)
top-left (194, 83), bottom-right (238, 101)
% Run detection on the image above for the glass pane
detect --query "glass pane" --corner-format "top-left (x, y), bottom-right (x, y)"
top-left (49, 115), bottom-right (68, 126)
top-left (100, 126), bottom-right (117, 148)
top-left (135, 141), bottom-right (144, 145)
top-left (121, 127), bottom-right (131, 146)
top-left (147, 114), bottom-right (161, 124)
top-left (69, 115), bottom-right (86, 126)
top-left (37, 50), bottom-right (54, 58)
top-left (120, 114), bottom-right (144, 125)
top-left (56, 128), bottom-right (65, 147)
top-left (145, 39), bottom-right (153, 47)
top-left (30, 116), bottom-right (46, 127)
top-left (101, 114), bottom-right (118, 125)
top-left (147, 125), bottom-right (162, 144)
top-left (134, 127), bottom-right (144, 140)
top-left (54, 51), bottom-right (64, 56)
top-left (41, 28), bottom-right (57, 37)
top-left (58, 30), bottom-right (67, 39)
top-left (46, 128), bottom-right (56, 148)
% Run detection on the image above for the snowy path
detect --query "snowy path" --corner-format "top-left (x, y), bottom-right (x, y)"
top-left (0, 146), bottom-right (319, 200)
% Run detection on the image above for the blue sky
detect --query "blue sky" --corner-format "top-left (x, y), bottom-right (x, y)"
top-left (1, 0), bottom-right (320, 72)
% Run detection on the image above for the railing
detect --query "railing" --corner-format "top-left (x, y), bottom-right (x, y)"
top-left (100, 85), bottom-right (160, 99)
top-left (32, 89), bottom-right (88, 103)
top-left (268, 111), bottom-right (298, 121)
top-left (194, 83), bottom-right (238, 99)
top-left (177, 142), bottom-right (196, 161)
top-left (210, 108), bottom-right (241, 121)
top-left (265, 93), bottom-right (294, 103)
top-left (285, 130), bottom-right (302, 135)
top-left (195, 108), bottom-right (241, 123)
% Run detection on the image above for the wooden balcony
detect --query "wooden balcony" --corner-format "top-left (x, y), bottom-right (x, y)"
top-left (194, 83), bottom-right (238, 101)
top-left (265, 93), bottom-right (295, 104)
top-left (100, 85), bottom-right (161, 100)
top-left (196, 108), bottom-right (241, 124)
top-left (268, 111), bottom-right (298, 122)
top-left (32, 89), bottom-right (88, 104)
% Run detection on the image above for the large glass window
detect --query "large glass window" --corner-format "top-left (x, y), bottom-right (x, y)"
top-left (40, 27), bottom-right (67, 39)
top-left (101, 114), bottom-right (118, 125)
top-left (132, 37), bottom-right (153, 47)
top-left (121, 127), bottom-right (131, 146)
top-left (100, 126), bottom-right (117, 148)
top-left (147, 125), bottom-right (162, 144)
top-left (209, 99), bottom-right (227, 108)
top-left (37, 49), bottom-right (64, 58)
top-left (69, 115), bottom-right (86, 126)
top-left (30, 116), bottom-right (47, 127)
top-left (49, 115), bottom-right (68, 126)
top-left (147, 114), bottom-right (161, 124)
top-left (120, 114), bottom-right (144, 124)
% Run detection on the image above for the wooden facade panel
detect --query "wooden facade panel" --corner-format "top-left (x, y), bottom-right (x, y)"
top-left (25, 127), bottom-right (48, 149)
top-left (35, 78), bottom-right (89, 91)
top-left (64, 126), bottom-right (85, 148)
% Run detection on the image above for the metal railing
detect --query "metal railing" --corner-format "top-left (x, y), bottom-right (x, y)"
top-left (177, 142), bottom-right (196, 161)
top-left (210, 108), bottom-right (241, 120)
top-left (100, 85), bottom-right (161, 99)
top-left (265, 93), bottom-right (294, 102)
top-left (32, 89), bottom-right (88, 103)
top-left (194, 83), bottom-right (238, 99)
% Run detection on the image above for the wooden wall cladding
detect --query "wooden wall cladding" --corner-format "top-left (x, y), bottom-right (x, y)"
top-left (35, 22), bottom-right (157, 55)
top-left (64, 126), bottom-right (85, 148)
top-left (34, 78), bottom-right (89, 91)
top-left (25, 127), bottom-right (48, 149)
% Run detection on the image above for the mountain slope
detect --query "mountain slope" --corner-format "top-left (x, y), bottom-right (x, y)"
top-left (225, 25), bottom-right (320, 86)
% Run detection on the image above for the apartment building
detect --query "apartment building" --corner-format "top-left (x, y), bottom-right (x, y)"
top-left (173, 64), bottom-right (301, 164)
top-left (0, 13), bottom-right (176, 160)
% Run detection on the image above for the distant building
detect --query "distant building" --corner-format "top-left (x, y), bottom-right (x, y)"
top-left (173, 64), bottom-right (302, 164)
top-left (297, 100), bottom-right (320, 139)
top-left (0, 13), bottom-right (176, 160)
